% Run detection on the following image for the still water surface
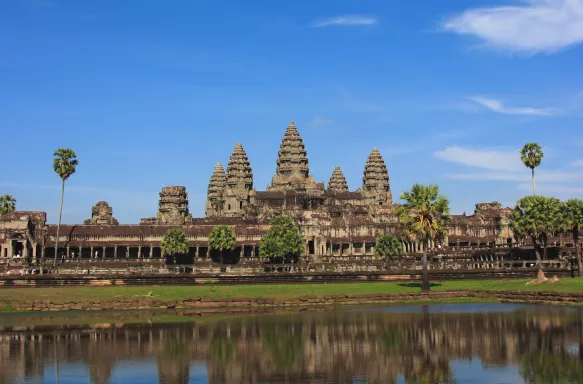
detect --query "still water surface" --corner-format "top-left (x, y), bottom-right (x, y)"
top-left (1, 303), bottom-right (582, 384)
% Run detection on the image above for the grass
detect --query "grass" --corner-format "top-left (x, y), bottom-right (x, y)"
top-left (1, 278), bottom-right (583, 304)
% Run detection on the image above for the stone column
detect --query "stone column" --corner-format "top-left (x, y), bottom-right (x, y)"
top-left (150, 245), bottom-right (154, 259)
top-left (138, 246), bottom-right (142, 259)
top-left (66, 246), bottom-right (70, 259)
top-left (349, 243), bottom-right (353, 256)
top-left (114, 246), bottom-right (118, 259)
top-left (90, 246), bottom-right (94, 260)
top-left (251, 246), bottom-right (255, 258)
top-left (240, 245), bottom-right (244, 258)
top-left (195, 246), bottom-right (199, 260)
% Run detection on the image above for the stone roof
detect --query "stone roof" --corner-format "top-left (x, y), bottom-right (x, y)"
top-left (275, 122), bottom-right (309, 177)
top-left (207, 162), bottom-right (226, 202)
top-left (328, 166), bottom-right (349, 192)
top-left (362, 147), bottom-right (390, 192)
top-left (226, 143), bottom-right (253, 191)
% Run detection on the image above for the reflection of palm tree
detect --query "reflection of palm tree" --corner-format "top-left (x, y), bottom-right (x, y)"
top-left (520, 351), bottom-right (583, 383)
top-left (210, 337), bottom-right (236, 365)
top-left (158, 331), bottom-right (190, 384)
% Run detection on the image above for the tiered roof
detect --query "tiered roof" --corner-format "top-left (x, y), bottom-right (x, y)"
top-left (328, 166), bottom-right (349, 192)
top-left (362, 147), bottom-right (390, 192)
top-left (207, 162), bottom-right (227, 202)
top-left (275, 122), bottom-right (309, 177)
top-left (226, 143), bottom-right (253, 191)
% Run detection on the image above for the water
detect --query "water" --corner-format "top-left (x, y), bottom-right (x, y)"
top-left (1, 303), bottom-right (582, 383)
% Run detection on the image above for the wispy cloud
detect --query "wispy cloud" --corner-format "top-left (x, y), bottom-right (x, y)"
top-left (570, 160), bottom-right (583, 166)
top-left (447, 171), bottom-right (583, 182)
top-left (518, 183), bottom-right (583, 195)
top-left (434, 146), bottom-right (523, 171)
top-left (308, 117), bottom-right (334, 126)
top-left (442, 0), bottom-right (583, 54)
top-left (467, 96), bottom-right (556, 116)
top-left (310, 15), bottom-right (378, 28)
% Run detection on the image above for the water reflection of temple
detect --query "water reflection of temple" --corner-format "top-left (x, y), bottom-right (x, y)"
top-left (1, 307), bottom-right (582, 383)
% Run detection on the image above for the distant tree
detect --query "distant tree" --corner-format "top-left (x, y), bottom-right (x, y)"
top-left (0, 194), bottom-right (16, 214)
top-left (52, 148), bottom-right (78, 267)
top-left (563, 198), bottom-right (583, 276)
top-left (161, 228), bottom-right (189, 262)
top-left (208, 225), bottom-right (237, 264)
top-left (259, 215), bottom-right (303, 263)
top-left (397, 184), bottom-right (450, 292)
top-left (520, 143), bottom-right (543, 196)
top-left (511, 196), bottom-right (564, 263)
top-left (375, 233), bottom-right (403, 259)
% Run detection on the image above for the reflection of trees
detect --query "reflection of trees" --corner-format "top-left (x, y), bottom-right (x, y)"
top-left (261, 324), bottom-right (304, 373)
top-left (1, 307), bottom-right (583, 383)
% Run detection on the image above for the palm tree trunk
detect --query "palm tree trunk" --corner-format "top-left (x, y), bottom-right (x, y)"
top-left (53, 179), bottom-right (65, 268)
top-left (421, 239), bottom-right (430, 293)
top-left (531, 168), bottom-right (536, 196)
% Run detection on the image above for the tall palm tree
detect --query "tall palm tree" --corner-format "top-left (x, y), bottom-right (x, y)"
top-left (52, 148), bottom-right (78, 267)
top-left (0, 194), bottom-right (16, 214)
top-left (397, 184), bottom-right (450, 292)
top-left (520, 143), bottom-right (543, 196)
top-left (564, 199), bottom-right (583, 277)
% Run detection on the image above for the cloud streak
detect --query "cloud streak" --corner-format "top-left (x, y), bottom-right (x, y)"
top-left (467, 96), bottom-right (556, 116)
top-left (442, 0), bottom-right (583, 54)
top-left (434, 146), bottom-right (523, 171)
top-left (311, 15), bottom-right (377, 27)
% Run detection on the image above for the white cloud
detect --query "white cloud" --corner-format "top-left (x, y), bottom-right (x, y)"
top-left (311, 15), bottom-right (378, 27)
top-left (442, 0), bottom-right (583, 54)
top-left (518, 183), bottom-right (583, 194)
top-left (447, 171), bottom-right (583, 182)
top-left (308, 117), bottom-right (334, 126)
top-left (467, 96), bottom-right (556, 116)
top-left (434, 146), bottom-right (523, 171)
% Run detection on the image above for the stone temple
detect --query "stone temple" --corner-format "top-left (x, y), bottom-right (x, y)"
top-left (0, 122), bottom-right (514, 262)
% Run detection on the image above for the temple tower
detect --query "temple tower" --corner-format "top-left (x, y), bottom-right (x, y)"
top-left (269, 122), bottom-right (323, 192)
top-left (84, 201), bottom-right (119, 225)
top-left (362, 148), bottom-right (392, 206)
top-left (156, 186), bottom-right (193, 224)
top-left (205, 162), bottom-right (227, 217)
top-left (327, 166), bottom-right (349, 192)
top-left (223, 143), bottom-right (253, 216)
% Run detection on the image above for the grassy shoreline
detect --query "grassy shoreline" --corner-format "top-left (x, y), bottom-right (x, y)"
top-left (1, 279), bottom-right (583, 307)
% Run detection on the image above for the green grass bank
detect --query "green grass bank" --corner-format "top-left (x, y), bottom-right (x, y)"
top-left (2, 278), bottom-right (583, 305)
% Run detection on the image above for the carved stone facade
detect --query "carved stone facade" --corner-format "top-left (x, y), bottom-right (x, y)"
top-left (0, 121), bottom-right (526, 263)
top-left (84, 201), bottom-right (119, 225)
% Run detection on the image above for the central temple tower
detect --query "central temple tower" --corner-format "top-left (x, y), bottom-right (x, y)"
top-left (268, 122), bottom-right (323, 192)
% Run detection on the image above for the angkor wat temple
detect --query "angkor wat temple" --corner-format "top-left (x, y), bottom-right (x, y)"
top-left (0, 122), bottom-right (514, 262)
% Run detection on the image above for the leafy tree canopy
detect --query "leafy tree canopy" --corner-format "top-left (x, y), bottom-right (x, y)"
top-left (0, 194), bottom-right (16, 214)
top-left (563, 199), bottom-right (583, 235)
top-left (375, 233), bottom-right (403, 258)
top-left (397, 184), bottom-right (450, 244)
top-left (208, 225), bottom-right (237, 251)
top-left (259, 215), bottom-right (303, 260)
top-left (53, 148), bottom-right (79, 180)
top-left (511, 196), bottom-right (564, 243)
top-left (161, 228), bottom-right (189, 256)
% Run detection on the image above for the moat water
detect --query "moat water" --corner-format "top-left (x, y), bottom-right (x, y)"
top-left (1, 303), bottom-right (582, 383)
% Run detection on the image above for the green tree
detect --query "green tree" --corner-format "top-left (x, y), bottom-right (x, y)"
top-left (161, 228), bottom-right (189, 262)
top-left (375, 233), bottom-right (403, 259)
top-left (511, 196), bottom-right (564, 263)
top-left (563, 198), bottom-right (583, 276)
top-left (520, 143), bottom-right (543, 196)
top-left (208, 225), bottom-right (237, 264)
top-left (0, 194), bottom-right (16, 214)
top-left (259, 215), bottom-right (303, 263)
top-left (397, 184), bottom-right (450, 292)
top-left (52, 148), bottom-right (78, 267)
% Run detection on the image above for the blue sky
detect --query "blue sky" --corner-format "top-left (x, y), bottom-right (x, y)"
top-left (1, 0), bottom-right (582, 224)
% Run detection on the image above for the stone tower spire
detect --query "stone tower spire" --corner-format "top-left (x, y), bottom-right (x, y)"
top-left (207, 162), bottom-right (226, 203)
top-left (275, 121), bottom-right (309, 178)
top-left (328, 166), bottom-right (349, 192)
top-left (362, 147), bottom-right (392, 206)
top-left (269, 122), bottom-right (323, 191)
top-left (226, 143), bottom-right (253, 191)
top-left (222, 143), bottom-right (253, 217)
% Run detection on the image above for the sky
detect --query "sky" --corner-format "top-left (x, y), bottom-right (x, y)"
top-left (1, 0), bottom-right (583, 224)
